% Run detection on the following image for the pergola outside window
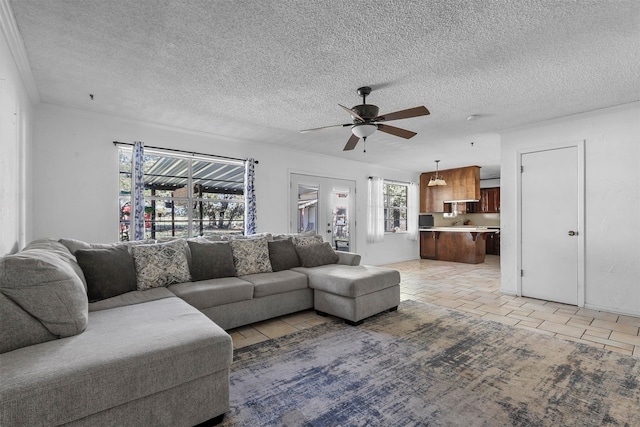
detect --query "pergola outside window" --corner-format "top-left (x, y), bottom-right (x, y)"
top-left (118, 147), bottom-right (245, 241)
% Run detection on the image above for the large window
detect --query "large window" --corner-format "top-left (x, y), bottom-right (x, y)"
top-left (383, 181), bottom-right (408, 232)
top-left (118, 147), bottom-right (245, 241)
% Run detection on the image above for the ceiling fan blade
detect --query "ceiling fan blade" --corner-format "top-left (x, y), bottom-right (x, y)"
top-left (343, 134), bottom-right (360, 151)
top-left (338, 104), bottom-right (366, 123)
top-left (374, 106), bottom-right (430, 122)
top-left (377, 124), bottom-right (417, 139)
top-left (300, 123), bottom-right (351, 133)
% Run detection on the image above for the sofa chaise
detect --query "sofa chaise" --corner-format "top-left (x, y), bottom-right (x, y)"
top-left (0, 233), bottom-right (400, 426)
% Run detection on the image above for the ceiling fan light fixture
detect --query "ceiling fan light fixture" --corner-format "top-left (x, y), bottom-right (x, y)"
top-left (351, 123), bottom-right (377, 138)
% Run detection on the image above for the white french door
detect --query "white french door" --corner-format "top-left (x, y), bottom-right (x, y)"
top-left (290, 174), bottom-right (356, 251)
top-left (519, 141), bottom-right (584, 305)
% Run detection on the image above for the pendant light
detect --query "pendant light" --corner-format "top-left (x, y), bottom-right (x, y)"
top-left (427, 160), bottom-right (447, 186)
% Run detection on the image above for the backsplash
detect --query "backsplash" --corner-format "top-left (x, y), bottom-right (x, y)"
top-left (432, 213), bottom-right (500, 227)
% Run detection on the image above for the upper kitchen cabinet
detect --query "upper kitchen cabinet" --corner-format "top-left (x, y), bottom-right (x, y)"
top-left (481, 187), bottom-right (500, 213)
top-left (467, 187), bottom-right (501, 213)
top-left (420, 166), bottom-right (481, 213)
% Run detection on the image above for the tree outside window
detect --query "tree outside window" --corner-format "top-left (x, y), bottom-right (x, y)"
top-left (383, 181), bottom-right (408, 232)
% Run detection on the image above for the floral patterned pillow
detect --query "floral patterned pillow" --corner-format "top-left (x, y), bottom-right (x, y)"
top-left (293, 235), bottom-right (324, 247)
top-left (230, 237), bottom-right (273, 276)
top-left (131, 239), bottom-right (191, 290)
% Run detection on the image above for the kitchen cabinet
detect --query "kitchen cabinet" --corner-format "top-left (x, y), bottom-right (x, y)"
top-left (420, 166), bottom-right (481, 213)
top-left (485, 232), bottom-right (500, 255)
top-left (420, 231), bottom-right (437, 259)
top-left (481, 187), bottom-right (500, 213)
top-left (466, 187), bottom-right (500, 214)
top-left (420, 228), bottom-right (494, 264)
top-left (444, 201), bottom-right (468, 214)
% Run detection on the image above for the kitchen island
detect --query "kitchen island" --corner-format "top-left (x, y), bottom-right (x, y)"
top-left (420, 227), bottom-right (498, 264)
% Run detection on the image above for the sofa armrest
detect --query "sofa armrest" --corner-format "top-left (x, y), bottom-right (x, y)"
top-left (336, 251), bottom-right (361, 266)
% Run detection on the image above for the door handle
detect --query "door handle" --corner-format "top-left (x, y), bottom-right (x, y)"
top-left (568, 231), bottom-right (578, 236)
top-left (327, 230), bottom-right (332, 234)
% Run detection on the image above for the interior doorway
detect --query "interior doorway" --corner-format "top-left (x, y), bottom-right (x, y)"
top-left (290, 174), bottom-right (356, 252)
top-left (518, 141), bottom-right (585, 306)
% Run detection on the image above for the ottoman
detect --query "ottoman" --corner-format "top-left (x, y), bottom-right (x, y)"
top-left (294, 265), bottom-right (401, 325)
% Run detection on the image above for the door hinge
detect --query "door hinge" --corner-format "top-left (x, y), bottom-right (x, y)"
top-left (520, 166), bottom-right (524, 173)
top-left (520, 269), bottom-right (524, 277)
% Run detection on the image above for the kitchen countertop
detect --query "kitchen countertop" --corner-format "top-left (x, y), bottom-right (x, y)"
top-left (420, 226), bottom-right (499, 233)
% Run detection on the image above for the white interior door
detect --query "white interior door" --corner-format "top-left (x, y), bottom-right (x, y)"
top-left (290, 174), bottom-right (355, 251)
top-left (520, 144), bottom-right (583, 305)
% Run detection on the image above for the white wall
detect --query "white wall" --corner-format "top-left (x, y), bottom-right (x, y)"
top-left (500, 102), bottom-right (640, 316)
top-left (0, 12), bottom-right (34, 256)
top-left (32, 103), bottom-right (420, 265)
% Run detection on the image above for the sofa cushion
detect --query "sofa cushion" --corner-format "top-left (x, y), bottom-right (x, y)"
top-left (268, 239), bottom-right (301, 272)
top-left (293, 264), bottom-right (401, 298)
top-left (76, 245), bottom-right (138, 302)
top-left (0, 297), bottom-right (232, 427)
top-left (229, 237), bottom-right (273, 276)
top-left (295, 242), bottom-right (339, 268)
top-left (168, 277), bottom-right (254, 309)
top-left (273, 231), bottom-right (317, 240)
top-left (187, 241), bottom-right (236, 281)
top-left (89, 287), bottom-right (176, 312)
top-left (241, 270), bottom-right (309, 298)
top-left (28, 238), bottom-right (88, 290)
top-left (60, 238), bottom-right (155, 254)
top-left (188, 235), bottom-right (224, 242)
top-left (0, 249), bottom-right (88, 344)
top-left (224, 232), bottom-right (273, 241)
top-left (0, 293), bottom-right (57, 354)
top-left (131, 240), bottom-right (191, 290)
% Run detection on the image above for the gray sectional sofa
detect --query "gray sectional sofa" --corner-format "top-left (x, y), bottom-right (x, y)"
top-left (0, 233), bottom-right (400, 426)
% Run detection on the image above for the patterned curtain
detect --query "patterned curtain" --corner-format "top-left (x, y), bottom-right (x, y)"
top-left (406, 182), bottom-right (419, 241)
top-left (132, 141), bottom-right (145, 240)
top-left (244, 158), bottom-right (257, 235)
top-left (367, 176), bottom-right (384, 243)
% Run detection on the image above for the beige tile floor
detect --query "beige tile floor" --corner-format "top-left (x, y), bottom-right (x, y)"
top-left (229, 256), bottom-right (640, 357)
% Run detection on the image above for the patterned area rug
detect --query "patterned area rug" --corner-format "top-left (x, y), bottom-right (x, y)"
top-left (221, 300), bottom-right (639, 426)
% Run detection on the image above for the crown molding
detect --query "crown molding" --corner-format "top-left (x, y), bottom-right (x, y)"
top-left (0, 0), bottom-right (40, 104)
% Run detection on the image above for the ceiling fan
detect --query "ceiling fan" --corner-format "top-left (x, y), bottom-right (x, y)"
top-left (300, 86), bottom-right (430, 151)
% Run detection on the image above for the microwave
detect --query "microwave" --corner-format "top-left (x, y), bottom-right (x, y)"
top-left (418, 213), bottom-right (434, 229)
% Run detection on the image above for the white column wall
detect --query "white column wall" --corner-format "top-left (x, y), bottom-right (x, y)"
top-left (0, 15), bottom-right (34, 256)
top-left (500, 102), bottom-right (640, 316)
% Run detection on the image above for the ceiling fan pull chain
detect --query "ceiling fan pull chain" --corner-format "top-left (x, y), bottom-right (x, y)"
top-left (363, 136), bottom-right (367, 153)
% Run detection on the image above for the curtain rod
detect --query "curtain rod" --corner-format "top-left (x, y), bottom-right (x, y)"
top-left (368, 176), bottom-right (414, 185)
top-left (113, 141), bottom-right (258, 164)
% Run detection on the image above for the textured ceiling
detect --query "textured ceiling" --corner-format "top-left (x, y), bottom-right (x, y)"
top-left (8, 0), bottom-right (640, 178)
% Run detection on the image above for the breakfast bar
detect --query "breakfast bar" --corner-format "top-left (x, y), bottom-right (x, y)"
top-left (419, 227), bottom-right (498, 264)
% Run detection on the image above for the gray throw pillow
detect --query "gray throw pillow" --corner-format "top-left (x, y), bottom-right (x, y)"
top-left (131, 239), bottom-right (191, 290)
top-left (295, 242), bottom-right (339, 268)
top-left (75, 245), bottom-right (138, 302)
top-left (229, 237), bottom-right (273, 276)
top-left (268, 239), bottom-right (301, 272)
top-left (0, 249), bottom-right (88, 339)
top-left (187, 241), bottom-right (236, 281)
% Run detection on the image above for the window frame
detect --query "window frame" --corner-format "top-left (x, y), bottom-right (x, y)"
top-left (118, 146), bottom-right (246, 241)
top-left (382, 180), bottom-right (409, 233)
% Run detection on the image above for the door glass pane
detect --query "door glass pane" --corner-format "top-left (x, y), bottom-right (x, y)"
top-left (297, 184), bottom-right (318, 233)
top-left (332, 190), bottom-right (350, 251)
